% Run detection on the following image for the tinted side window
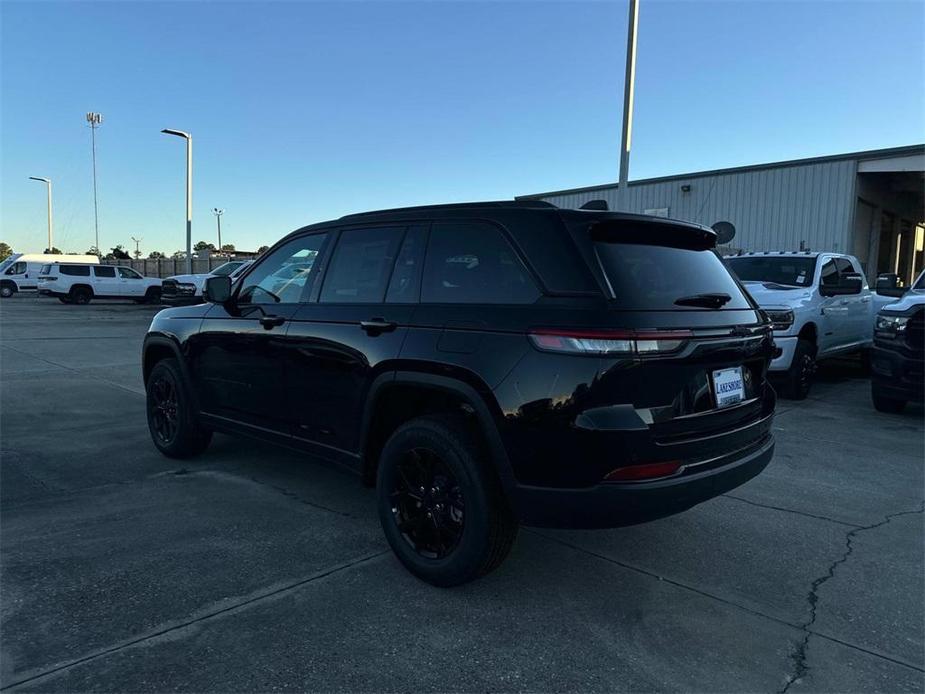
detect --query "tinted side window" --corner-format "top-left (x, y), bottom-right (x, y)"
top-left (386, 225), bottom-right (427, 303)
top-left (320, 227), bottom-right (404, 303)
top-left (5, 262), bottom-right (26, 275)
top-left (835, 258), bottom-right (856, 279)
top-left (422, 222), bottom-right (539, 304)
top-left (94, 266), bottom-right (116, 277)
top-left (239, 233), bottom-right (327, 305)
top-left (118, 267), bottom-right (142, 279)
top-left (820, 259), bottom-right (838, 287)
top-left (60, 265), bottom-right (91, 276)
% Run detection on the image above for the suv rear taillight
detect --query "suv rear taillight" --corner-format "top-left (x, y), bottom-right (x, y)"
top-left (528, 328), bottom-right (692, 356)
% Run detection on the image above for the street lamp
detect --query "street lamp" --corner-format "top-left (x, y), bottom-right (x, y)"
top-left (28, 177), bottom-right (53, 251)
top-left (86, 112), bottom-right (103, 254)
top-left (617, 0), bottom-right (639, 210)
top-left (161, 128), bottom-right (192, 273)
top-left (213, 208), bottom-right (224, 255)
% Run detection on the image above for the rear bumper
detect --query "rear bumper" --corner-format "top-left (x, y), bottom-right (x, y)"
top-left (871, 344), bottom-right (924, 402)
top-left (512, 434), bottom-right (774, 529)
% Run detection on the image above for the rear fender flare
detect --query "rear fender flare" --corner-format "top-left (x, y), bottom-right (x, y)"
top-left (360, 371), bottom-right (518, 498)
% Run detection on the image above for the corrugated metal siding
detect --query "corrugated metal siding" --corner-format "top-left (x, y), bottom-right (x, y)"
top-left (535, 158), bottom-right (858, 253)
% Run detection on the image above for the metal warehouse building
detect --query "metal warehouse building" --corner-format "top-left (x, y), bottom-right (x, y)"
top-left (518, 144), bottom-right (925, 285)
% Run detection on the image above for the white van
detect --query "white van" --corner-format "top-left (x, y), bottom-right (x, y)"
top-left (0, 253), bottom-right (99, 298)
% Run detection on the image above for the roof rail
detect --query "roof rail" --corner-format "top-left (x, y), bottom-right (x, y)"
top-left (339, 200), bottom-right (557, 220)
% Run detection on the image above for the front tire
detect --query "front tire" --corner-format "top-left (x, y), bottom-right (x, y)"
top-left (144, 287), bottom-right (162, 304)
top-left (0, 283), bottom-right (15, 298)
top-left (872, 387), bottom-right (906, 414)
top-left (376, 415), bottom-right (518, 587)
top-left (146, 358), bottom-right (212, 458)
top-left (783, 339), bottom-right (816, 400)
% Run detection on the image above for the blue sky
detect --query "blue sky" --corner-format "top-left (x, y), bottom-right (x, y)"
top-left (1, 0), bottom-right (922, 256)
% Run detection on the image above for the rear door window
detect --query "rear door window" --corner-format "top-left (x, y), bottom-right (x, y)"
top-left (594, 242), bottom-right (752, 310)
top-left (320, 227), bottom-right (404, 303)
top-left (60, 265), bottom-right (91, 276)
top-left (422, 222), bottom-right (539, 304)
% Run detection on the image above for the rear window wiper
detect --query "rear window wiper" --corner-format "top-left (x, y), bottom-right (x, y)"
top-left (674, 292), bottom-right (732, 309)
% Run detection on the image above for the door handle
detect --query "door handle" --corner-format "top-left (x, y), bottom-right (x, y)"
top-left (360, 318), bottom-right (397, 334)
top-left (259, 315), bottom-right (287, 330)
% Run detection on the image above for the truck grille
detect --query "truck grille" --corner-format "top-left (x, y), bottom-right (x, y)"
top-left (906, 308), bottom-right (923, 352)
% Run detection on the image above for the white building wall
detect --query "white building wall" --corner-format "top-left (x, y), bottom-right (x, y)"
top-left (529, 158), bottom-right (858, 253)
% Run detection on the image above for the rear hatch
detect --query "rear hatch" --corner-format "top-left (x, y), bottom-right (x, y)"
top-left (555, 212), bottom-right (775, 456)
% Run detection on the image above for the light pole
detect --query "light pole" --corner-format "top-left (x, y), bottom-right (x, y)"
top-left (161, 128), bottom-right (193, 273)
top-left (212, 208), bottom-right (224, 255)
top-left (86, 112), bottom-right (103, 254)
top-left (28, 177), bottom-right (53, 251)
top-left (131, 236), bottom-right (144, 259)
top-left (617, 0), bottom-right (639, 210)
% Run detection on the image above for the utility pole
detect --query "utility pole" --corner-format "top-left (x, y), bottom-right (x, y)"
top-left (213, 208), bottom-right (224, 254)
top-left (87, 112), bottom-right (103, 254)
top-left (28, 177), bottom-right (53, 251)
top-left (618, 0), bottom-right (639, 210)
top-left (161, 128), bottom-right (193, 273)
top-left (131, 236), bottom-right (143, 259)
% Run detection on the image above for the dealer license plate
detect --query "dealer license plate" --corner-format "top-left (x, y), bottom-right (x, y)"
top-left (712, 367), bottom-right (745, 408)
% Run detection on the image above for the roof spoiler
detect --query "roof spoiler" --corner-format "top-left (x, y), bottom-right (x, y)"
top-left (580, 199), bottom-right (609, 211)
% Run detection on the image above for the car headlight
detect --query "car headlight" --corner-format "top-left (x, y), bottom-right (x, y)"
top-left (763, 308), bottom-right (794, 331)
top-left (875, 314), bottom-right (909, 335)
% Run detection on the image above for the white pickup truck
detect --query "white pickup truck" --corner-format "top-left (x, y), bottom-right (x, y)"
top-left (726, 252), bottom-right (894, 399)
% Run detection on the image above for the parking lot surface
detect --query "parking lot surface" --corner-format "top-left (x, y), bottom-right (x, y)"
top-left (1, 295), bottom-right (922, 692)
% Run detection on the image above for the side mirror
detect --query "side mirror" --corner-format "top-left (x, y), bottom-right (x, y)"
top-left (875, 275), bottom-right (906, 298)
top-left (821, 276), bottom-right (862, 296)
top-left (204, 275), bottom-right (232, 303)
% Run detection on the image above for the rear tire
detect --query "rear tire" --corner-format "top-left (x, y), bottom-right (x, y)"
top-left (146, 358), bottom-right (212, 458)
top-left (872, 387), bottom-right (906, 414)
top-left (376, 415), bottom-right (518, 587)
top-left (70, 286), bottom-right (92, 305)
top-left (783, 339), bottom-right (816, 400)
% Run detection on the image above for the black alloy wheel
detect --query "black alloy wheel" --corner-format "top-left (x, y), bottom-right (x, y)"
top-left (390, 447), bottom-right (465, 559)
top-left (149, 374), bottom-right (179, 445)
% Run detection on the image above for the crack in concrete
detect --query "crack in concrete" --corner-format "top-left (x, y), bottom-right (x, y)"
top-left (778, 503), bottom-right (925, 694)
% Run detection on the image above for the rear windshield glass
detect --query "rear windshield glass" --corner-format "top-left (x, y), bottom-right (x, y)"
top-left (726, 256), bottom-right (817, 287)
top-left (595, 242), bottom-right (752, 310)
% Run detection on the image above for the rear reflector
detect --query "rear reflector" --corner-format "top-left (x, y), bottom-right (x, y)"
top-left (604, 461), bottom-right (682, 482)
top-left (528, 329), bottom-right (692, 356)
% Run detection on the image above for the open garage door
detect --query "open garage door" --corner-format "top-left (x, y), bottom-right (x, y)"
top-left (855, 150), bottom-right (925, 285)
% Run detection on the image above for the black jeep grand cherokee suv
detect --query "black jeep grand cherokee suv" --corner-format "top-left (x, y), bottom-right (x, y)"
top-left (143, 201), bottom-right (775, 586)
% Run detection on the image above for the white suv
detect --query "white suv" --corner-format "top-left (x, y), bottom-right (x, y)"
top-left (38, 263), bottom-right (162, 304)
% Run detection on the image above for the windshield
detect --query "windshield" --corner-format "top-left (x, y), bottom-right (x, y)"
top-left (594, 242), bottom-right (752, 310)
top-left (914, 271), bottom-right (925, 291)
top-left (211, 261), bottom-right (243, 276)
top-left (0, 258), bottom-right (13, 273)
top-left (726, 256), bottom-right (817, 287)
